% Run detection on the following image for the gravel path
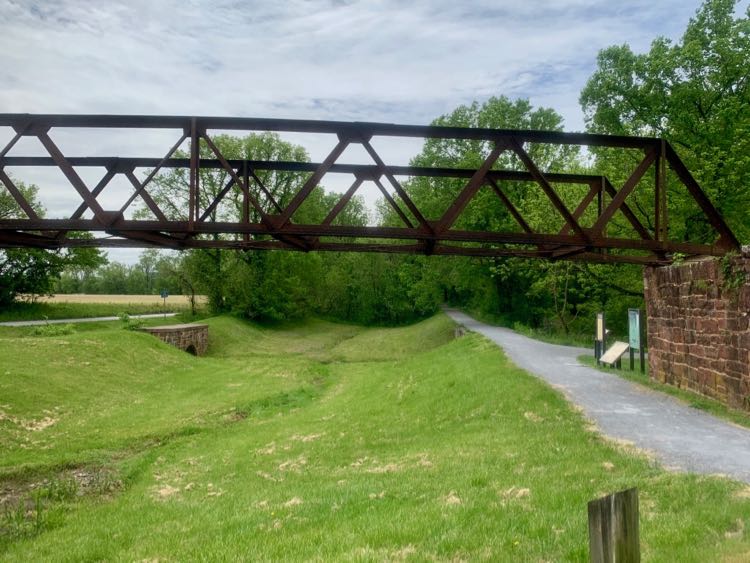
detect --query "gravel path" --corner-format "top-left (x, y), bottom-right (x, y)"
top-left (0, 313), bottom-right (177, 327)
top-left (446, 309), bottom-right (750, 483)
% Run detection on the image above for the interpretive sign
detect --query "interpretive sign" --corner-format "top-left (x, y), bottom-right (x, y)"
top-left (628, 308), bottom-right (645, 373)
top-left (595, 312), bottom-right (606, 364)
top-left (628, 309), bottom-right (641, 349)
top-left (600, 341), bottom-right (630, 366)
top-left (596, 312), bottom-right (605, 342)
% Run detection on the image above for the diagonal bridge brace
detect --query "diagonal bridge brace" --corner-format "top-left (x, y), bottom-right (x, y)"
top-left (0, 113), bottom-right (739, 265)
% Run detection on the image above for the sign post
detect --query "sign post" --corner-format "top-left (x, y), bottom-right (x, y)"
top-left (160, 289), bottom-right (169, 319)
top-left (595, 312), bottom-right (606, 366)
top-left (628, 309), bottom-right (644, 373)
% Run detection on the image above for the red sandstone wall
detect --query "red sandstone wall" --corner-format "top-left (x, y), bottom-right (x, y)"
top-left (644, 253), bottom-right (750, 411)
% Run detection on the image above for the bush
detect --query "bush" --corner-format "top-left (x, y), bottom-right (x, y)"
top-left (118, 313), bottom-right (144, 331)
top-left (31, 323), bottom-right (75, 337)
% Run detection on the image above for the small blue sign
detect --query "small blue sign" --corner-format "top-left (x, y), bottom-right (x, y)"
top-left (160, 289), bottom-right (169, 299)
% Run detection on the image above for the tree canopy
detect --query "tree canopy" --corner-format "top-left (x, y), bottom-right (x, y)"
top-left (0, 178), bottom-right (106, 306)
top-left (9, 0), bottom-right (747, 337)
top-left (581, 0), bottom-right (750, 242)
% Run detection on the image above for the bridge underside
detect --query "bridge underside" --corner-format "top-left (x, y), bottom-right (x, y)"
top-left (0, 114), bottom-right (740, 265)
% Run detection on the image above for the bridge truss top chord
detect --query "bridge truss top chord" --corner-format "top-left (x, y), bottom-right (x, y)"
top-left (0, 114), bottom-right (740, 266)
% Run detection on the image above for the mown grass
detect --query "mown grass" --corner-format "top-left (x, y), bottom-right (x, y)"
top-left (578, 355), bottom-right (750, 431)
top-left (0, 314), bottom-right (748, 561)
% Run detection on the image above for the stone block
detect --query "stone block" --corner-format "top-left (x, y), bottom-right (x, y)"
top-left (141, 324), bottom-right (209, 356)
top-left (645, 256), bottom-right (750, 412)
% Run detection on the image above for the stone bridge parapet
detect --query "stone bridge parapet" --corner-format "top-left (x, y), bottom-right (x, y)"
top-left (141, 323), bottom-right (208, 355)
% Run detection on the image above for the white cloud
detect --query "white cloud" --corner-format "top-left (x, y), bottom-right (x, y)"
top-left (0, 0), bottom-right (712, 120)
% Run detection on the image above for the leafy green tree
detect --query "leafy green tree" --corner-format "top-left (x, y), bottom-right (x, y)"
top-left (143, 133), bottom-right (313, 224)
top-left (316, 253), bottom-right (442, 324)
top-left (142, 133), bottom-right (374, 320)
top-left (0, 176), bottom-right (106, 306)
top-left (393, 96), bottom-right (601, 332)
top-left (402, 97), bottom-right (582, 233)
top-left (580, 0), bottom-right (750, 242)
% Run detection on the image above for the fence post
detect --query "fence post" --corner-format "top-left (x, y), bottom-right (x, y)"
top-left (588, 487), bottom-right (640, 563)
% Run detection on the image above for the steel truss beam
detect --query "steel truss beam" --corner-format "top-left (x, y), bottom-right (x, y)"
top-left (0, 113), bottom-right (740, 265)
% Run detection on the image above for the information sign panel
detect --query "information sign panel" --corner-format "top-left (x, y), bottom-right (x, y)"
top-left (596, 312), bottom-right (605, 342)
top-left (628, 309), bottom-right (641, 349)
top-left (600, 341), bottom-right (630, 365)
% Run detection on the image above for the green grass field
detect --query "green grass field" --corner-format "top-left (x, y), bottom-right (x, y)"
top-left (1, 314), bottom-right (748, 561)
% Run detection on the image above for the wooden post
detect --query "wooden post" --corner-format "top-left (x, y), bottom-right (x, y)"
top-left (588, 488), bottom-right (640, 563)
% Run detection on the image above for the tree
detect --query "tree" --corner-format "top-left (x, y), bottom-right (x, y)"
top-left (0, 176), bottom-right (106, 306)
top-left (142, 133), bottom-right (372, 320)
top-left (402, 97), bottom-right (582, 233)
top-left (580, 0), bottom-right (750, 242)
top-left (392, 96), bottom-right (600, 332)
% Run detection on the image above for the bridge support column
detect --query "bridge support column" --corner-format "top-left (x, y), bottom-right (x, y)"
top-left (644, 248), bottom-right (750, 411)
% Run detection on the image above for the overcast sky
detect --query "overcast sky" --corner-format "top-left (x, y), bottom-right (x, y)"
top-left (1, 0), bottom-right (743, 263)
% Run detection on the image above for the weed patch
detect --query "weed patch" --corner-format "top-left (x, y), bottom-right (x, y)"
top-left (0, 466), bottom-right (122, 549)
top-left (30, 323), bottom-right (76, 337)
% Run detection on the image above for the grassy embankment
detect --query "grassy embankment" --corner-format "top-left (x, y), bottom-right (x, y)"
top-left (0, 314), bottom-right (748, 561)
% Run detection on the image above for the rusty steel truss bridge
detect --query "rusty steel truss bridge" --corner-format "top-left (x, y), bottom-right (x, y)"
top-left (0, 114), bottom-right (740, 265)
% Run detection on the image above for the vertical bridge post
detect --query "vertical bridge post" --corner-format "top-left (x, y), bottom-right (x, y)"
top-left (588, 487), bottom-right (640, 563)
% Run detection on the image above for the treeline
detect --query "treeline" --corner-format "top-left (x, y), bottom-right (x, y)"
top-left (55, 251), bottom-right (185, 296)
top-left (5, 0), bottom-right (749, 338)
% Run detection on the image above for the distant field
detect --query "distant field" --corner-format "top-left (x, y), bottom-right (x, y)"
top-left (0, 314), bottom-right (748, 560)
top-left (26, 294), bottom-right (207, 305)
top-left (1, 295), bottom-right (207, 322)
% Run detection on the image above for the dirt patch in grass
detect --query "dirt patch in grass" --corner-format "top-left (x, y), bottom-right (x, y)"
top-left (365, 463), bottom-right (401, 474)
top-left (0, 465), bottom-right (121, 508)
top-left (152, 484), bottom-right (180, 501)
top-left (0, 465), bottom-right (122, 546)
top-left (290, 433), bottom-right (324, 443)
top-left (278, 456), bottom-right (307, 473)
top-left (523, 411), bottom-right (543, 423)
top-left (0, 410), bottom-right (59, 433)
top-left (443, 491), bottom-right (462, 506)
